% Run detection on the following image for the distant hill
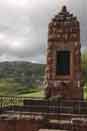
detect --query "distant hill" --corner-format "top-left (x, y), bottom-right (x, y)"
top-left (0, 61), bottom-right (45, 96)
top-left (0, 52), bottom-right (86, 96)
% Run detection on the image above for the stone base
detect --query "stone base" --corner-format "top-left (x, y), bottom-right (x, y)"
top-left (0, 119), bottom-right (42, 131)
top-left (45, 81), bottom-right (83, 100)
top-left (72, 118), bottom-right (87, 131)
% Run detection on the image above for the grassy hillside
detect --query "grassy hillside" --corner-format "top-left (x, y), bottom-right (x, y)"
top-left (0, 61), bottom-right (45, 96)
top-left (0, 51), bottom-right (86, 98)
top-left (0, 78), bottom-right (43, 96)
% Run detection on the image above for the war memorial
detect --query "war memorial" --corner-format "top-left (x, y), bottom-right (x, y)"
top-left (0, 6), bottom-right (87, 131)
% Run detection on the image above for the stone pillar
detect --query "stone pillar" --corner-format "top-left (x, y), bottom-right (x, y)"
top-left (45, 6), bottom-right (83, 100)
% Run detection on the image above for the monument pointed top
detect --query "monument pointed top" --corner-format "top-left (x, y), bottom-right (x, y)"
top-left (50, 5), bottom-right (78, 23)
top-left (61, 6), bottom-right (67, 13)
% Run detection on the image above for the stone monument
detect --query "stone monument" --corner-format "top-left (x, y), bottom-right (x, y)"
top-left (45, 6), bottom-right (83, 100)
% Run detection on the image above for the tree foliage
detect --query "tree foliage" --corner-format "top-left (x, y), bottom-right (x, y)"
top-left (81, 50), bottom-right (87, 86)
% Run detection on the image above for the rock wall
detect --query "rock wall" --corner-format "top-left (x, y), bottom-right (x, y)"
top-left (72, 119), bottom-right (87, 131)
top-left (0, 119), bottom-right (42, 131)
top-left (0, 118), bottom-right (87, 131)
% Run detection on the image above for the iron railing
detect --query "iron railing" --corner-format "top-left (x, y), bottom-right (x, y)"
top-left (0, 96), bottom-right (43, 107)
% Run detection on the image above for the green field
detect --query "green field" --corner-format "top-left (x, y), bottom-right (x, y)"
top-left (20, 90), bottom-right (44, 98)
top-left (0, 77), bottom-right (87, 100)
top-left (84, 85), bottom-right (87, 99)
top-left (0, 78), bottom-right (43, 96)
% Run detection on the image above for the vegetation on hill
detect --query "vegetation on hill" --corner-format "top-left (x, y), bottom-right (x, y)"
top-left (0, 61), bottom-right (44, 96)
top-left (0, 50), bottom-right (86, 98)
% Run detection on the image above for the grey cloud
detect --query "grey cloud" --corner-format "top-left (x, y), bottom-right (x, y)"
top-left (0, 0), bottom-right (86, 63)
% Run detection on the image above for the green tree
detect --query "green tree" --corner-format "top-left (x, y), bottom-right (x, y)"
top-left (81, 50), bottom-right (87, 85)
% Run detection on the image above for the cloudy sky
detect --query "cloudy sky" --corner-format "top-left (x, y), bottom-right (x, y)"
top-left (0, 0), bottom-right (86, 63)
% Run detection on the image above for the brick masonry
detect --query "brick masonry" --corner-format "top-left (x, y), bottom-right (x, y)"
top-left (0, 118), bottom-right (87, 131)
top-left (45, 6), bottom-right (83, 100)
top-left (72, 119), bottom-right (87, 131)
top-left (0, 119), bottom-right (42, 131)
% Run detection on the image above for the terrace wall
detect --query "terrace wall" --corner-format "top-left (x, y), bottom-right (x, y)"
top-left (0, 119), bottom-right (42, 131)
top-left (0, 118), bottom-right (87, 131)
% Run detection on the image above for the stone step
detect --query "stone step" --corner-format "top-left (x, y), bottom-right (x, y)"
top-left (43, 120), bottom-right (72, 130)
top-left (39, 129), bottom-right (68, 131)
